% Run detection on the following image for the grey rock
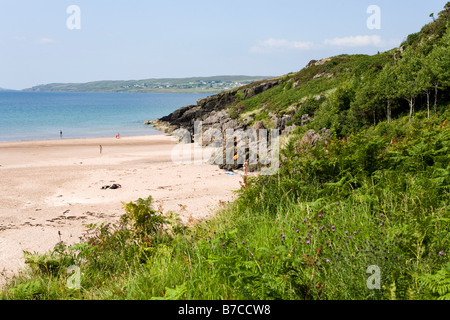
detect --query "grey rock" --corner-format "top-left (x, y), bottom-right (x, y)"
top-left (300, 114), bottom-right (312, 127)
top-left (252, 121), bottom-right (265, 131)
top-left (282, 124), bottom-right (297, 135)
top-left (300, 128), bottom-right (331, 148)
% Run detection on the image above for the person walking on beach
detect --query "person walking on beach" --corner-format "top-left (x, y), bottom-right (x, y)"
top-left (100, 145), bottom-right (103, 154)
top-left (60, 130), bottom-right (63, 138)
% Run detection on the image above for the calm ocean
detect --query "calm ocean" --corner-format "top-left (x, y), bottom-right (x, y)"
top-left (0, 91), bottom-right (209, 142)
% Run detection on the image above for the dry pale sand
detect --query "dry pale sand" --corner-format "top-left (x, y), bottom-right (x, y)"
top-left (0, 134), bottom-right (243, 287)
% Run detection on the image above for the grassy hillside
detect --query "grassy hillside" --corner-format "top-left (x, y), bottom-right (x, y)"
top-left (1, 4), bottom-right (449, 301)
top-left (225, 3), bottom-right (450, 135)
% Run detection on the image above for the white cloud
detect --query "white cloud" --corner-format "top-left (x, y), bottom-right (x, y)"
top-left (251, 38), bottom-right (315, 53)
top-left (251, 35), bottom-right (400, 54)
top-left (323, 35), bottom-right (385, 47)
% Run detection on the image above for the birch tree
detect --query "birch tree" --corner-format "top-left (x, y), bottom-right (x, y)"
top-left (394, 49), bottom-right (423, 123)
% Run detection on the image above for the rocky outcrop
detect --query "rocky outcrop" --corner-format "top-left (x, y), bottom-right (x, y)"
top-left (299, 128), bottom-right (331, 148)
top-left (241, 80), bottom-right (280, 99)
top-left (145, 119), bottom-right (178, 134)
top-left (144, 77), bottom-right (325, 172)
top-left (152, 91), bottom-right (238, 137)
top-left (147, 78), bottom-right (282, 138)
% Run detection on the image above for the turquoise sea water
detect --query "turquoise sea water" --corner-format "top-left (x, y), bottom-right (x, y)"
top-left (0, 91), bottom-right (209, 142)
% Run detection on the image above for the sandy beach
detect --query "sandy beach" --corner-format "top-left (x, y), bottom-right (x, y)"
top-left (0, 134), bottom-right (243, 286)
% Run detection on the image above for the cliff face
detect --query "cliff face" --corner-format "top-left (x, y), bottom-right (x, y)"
top-left (150, 79), bottom-right (282, 135)
top-left (146, 78), bottom-right (285, 171)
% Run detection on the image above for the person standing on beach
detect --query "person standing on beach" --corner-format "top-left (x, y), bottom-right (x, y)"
top-left (100, 145), bottom-right (103, 154)
top-left (60, 130), bottom-right (63, 138)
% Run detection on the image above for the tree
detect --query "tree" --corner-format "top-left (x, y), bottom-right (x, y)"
top-left (351, 69), bottom-right (385, 126)
top-left (394, 48), bottom-right (424, 123)
top-left (430, 13), bottom-right (436, 22)
top-left (428, 25), bottom-right (450, 113)
top-left (376, 63), bottom-right (397, 123)
top-left (438, 2), bottom-right (450, 18)
top-left (417, 54), bottom-right (434, 119)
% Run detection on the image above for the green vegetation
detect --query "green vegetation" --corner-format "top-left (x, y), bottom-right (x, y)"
top-left (23, 76), bottom-right (270, 94)
top-left (228, 3), bottom-right (450, 136)
top-left (1, 4), bottom-right (449, 300)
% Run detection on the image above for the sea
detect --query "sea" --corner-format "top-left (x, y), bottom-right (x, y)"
top-left (0, 91), bottom-right (210, 142)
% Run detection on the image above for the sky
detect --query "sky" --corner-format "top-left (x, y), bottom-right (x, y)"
top-left (0, 0), bottom-right (448, 90)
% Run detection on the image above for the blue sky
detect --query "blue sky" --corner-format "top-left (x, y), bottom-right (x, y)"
top-left (0, 0), bottom-right (448, 89)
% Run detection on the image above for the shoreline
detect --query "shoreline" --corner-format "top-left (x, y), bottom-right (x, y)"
top-left (0, 132), bottom-right (166, 146)
top-left (0, 133), bottom-right (243, 287)
top-left (0, 133), bottom-right (171, 147)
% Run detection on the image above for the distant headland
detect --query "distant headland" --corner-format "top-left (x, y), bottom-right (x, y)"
top-left (21, 75), bottom-right (272, 94)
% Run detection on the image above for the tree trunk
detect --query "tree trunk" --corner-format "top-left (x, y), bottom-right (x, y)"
top-left (426, 89), bottom-right (430, 119)
top-left (386, 99), bottom-right (391, 123)
top-left (434, 84), bottom-right (438, 114)
top-left (408, 97), bottom-right (414, 123)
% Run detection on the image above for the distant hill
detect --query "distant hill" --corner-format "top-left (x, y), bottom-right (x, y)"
top-left (0, 87), bottom-right (15, 92)
top-left (23, 76), bottom-right (272, 93)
